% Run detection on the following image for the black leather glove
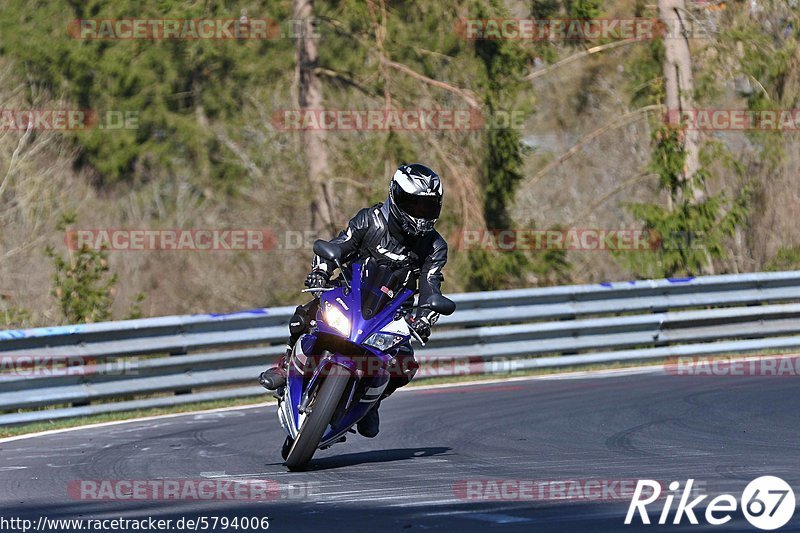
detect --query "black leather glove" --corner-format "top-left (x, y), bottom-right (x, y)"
top-left (411, 315), bottom-right (432, 343)
top-left (304, 271), bottom-right (329, 289)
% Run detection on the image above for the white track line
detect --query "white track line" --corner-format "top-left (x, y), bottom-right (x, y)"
top-left (0, 402), bottom-right (274, 444)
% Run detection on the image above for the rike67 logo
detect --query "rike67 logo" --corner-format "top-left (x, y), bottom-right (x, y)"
top-left (625, 477), bottom-right (795, 530)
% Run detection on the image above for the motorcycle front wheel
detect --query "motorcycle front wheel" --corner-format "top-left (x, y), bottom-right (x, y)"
top-left (284, 364), bottom-right (349, 471)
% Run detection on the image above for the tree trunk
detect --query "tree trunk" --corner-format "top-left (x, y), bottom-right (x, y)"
top-left (294, 0), bottom-right (337, 233)
top-left (367, 0), bottom-right (393, 181)
top-left (659, 0), bottom-right (704, 204)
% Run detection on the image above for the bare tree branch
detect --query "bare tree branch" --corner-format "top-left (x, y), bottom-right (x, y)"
top-left (314, 67), bottom-right (380, 97)
top-left (566, 172), bottom-right (658, 226)
top-left (525, 40), bottom-right (641, 81)
top-left (383, 58), bottom-right (481, 110)
top-left (213, 126), bottom-right (264, 180)
top-left (428, 135), bottom-right (485, 232)
top-left (330, 177), bottom-right (374, 190)
top-left (523, 104), bottom-right (663, 190)
top-left (0, 121), bottom-right (33, 201)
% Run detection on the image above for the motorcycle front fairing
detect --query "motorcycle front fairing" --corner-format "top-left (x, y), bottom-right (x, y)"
top-left (279, 261), bottom-right (413, 447)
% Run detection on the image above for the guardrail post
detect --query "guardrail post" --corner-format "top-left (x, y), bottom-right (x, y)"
top-left (170, 349), bottom-right (192, 395)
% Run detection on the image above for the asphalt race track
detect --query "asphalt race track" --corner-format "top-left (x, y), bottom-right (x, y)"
top-left (1, 367), bottom-right (798, 532)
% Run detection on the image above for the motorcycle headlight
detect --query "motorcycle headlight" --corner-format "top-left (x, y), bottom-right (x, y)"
top-left (364, 332), bottom-right (405, 351)
top-left (324, 305), bottom-right (351, 336)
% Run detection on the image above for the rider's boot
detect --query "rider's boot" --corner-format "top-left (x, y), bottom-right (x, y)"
top-left (261, 303), bottom-right (314, 391)
top-left (357, 399), bottom-right (381, 438)
top-left (259, 346), bottom-right (290, 390)
top-left (356, 348), bottom-right (417, 437)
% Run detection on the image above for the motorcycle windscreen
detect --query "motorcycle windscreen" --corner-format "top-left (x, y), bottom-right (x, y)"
top-left (360, 260), bottom-right (412, 320)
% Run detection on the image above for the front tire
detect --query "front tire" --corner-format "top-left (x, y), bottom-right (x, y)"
top-left (284, 364), bottom-right (349, 471)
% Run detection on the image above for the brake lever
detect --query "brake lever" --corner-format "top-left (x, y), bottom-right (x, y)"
top-left (405, 317), bottom-right (426, 346)
top-left (301, 287), bottom-right (335, 296)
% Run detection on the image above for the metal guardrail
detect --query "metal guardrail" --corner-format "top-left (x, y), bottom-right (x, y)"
top-left (2, 270), bottom-right (800, 425)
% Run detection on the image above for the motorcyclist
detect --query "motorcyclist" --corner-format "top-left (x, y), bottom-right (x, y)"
top-left (259, 163), bottom-right (448, 438)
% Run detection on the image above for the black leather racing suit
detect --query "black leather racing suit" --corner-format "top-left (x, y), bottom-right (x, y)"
top-left (312, 202), bottom-right (447, 307)
top-left (289, 202), bottom-right (448, 394)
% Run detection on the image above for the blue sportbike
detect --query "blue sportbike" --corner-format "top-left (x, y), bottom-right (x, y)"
top-left (276, 240), bottom-right (455, 471)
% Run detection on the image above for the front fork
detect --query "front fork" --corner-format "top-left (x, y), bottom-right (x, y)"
top-left (277, 335), bottom-right (393, 441)
top-left (299, 351), bottom-right (357, 414)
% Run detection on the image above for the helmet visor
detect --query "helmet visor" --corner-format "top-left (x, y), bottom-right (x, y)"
top-left (392, 183), bottom-right (442, 220)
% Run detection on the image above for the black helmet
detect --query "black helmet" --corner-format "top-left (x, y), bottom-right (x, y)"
top-left (388, 163), bottom-right (443, 236)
